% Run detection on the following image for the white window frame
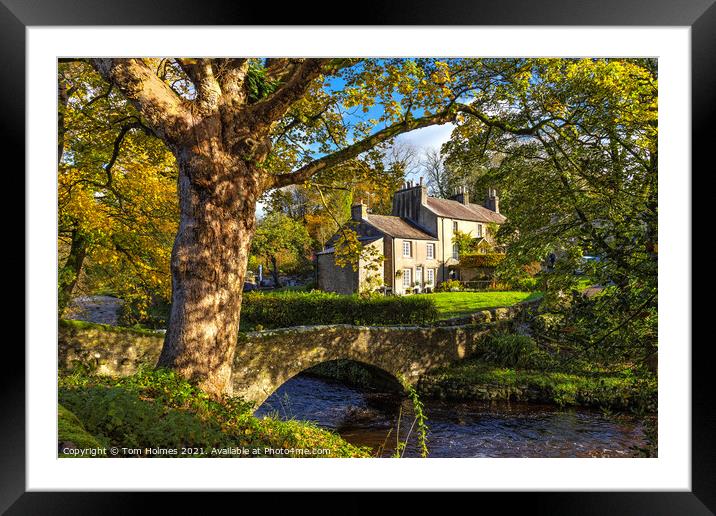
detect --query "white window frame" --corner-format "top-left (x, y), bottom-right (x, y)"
top-left (402, 268), bottom-right (412, 288)
top-left (452, 243), bottom-right (459, 260)
top-left (426, 243), bottom-right (435, 260)
top-left (477, 223), bottom-right (483, 238)
top-left (453, 221), bottom-right (458, 232)
top-left (427, 268), bottom-right (435, 285)
top-left (415, 266), bottom-right (423, 286)
top-left (403, 240), bottom-right (412, 257)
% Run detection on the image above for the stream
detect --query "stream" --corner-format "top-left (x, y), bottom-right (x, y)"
top-left (254, 374), bottom-right (649, 458)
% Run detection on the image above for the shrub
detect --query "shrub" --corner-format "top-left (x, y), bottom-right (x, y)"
top-left (480, 332), bottom-right (553, 369)
top-left (513, 277), bottom-right (539, 291)
top-left (459, 253), bottom-right (506, 268)
top-left (435, 279), bottom-right (463, 292)
top-left (59, 385), bottom-right (233, 450)
top-left (240, 291), bottom-right (438, 329)
top-left (58, 368), bottom-right (371, 457)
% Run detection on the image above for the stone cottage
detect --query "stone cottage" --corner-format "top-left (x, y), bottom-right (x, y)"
top-left (316, 181), bottom-right (506, 295)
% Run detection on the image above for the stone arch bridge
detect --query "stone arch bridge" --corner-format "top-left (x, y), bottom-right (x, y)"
top-left (59, 305), bottom-right (527, 406)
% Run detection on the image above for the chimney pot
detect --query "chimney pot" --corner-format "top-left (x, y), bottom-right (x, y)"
top-left (351, 200), bottom-right (368, 221)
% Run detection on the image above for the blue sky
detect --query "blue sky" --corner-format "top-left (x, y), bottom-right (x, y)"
top-left (256, 67), bottom-right (458, 217)
top-left (256, 122), bottom-right (455, 217)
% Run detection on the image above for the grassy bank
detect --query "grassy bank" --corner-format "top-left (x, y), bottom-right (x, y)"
top-left (419, 361), bottom-right (656, 413)
top-left (58, 367), bottom-right (370, 458)
top-left (418, 332), bottom-right (656, 414)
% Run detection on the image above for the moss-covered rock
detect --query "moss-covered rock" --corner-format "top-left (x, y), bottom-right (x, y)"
top-left (58, 404), bottom-right (108, 456)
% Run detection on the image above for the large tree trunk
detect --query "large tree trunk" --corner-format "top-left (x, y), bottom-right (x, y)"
top-left (157, 148), bottom-right (262, 397)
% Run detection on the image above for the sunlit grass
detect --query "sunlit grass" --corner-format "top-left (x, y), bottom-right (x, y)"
top-left (424, 291), bottom-right (543, 320)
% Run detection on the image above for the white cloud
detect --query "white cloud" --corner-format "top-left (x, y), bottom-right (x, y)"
top-left (395, 123), bottom-right (455, 153)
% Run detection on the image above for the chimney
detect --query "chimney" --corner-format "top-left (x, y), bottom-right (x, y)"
top-left (351, 199), bottom-right (368, 221)
top-left (484, 188), bottom-right (500, 214)
top-left (452, 186), bottom-right (470, 205)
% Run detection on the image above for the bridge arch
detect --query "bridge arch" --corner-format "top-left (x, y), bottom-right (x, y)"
top-left (254, 358), bottom-right (405, 418)
top-left (232, 323), bottom-right (493, 406)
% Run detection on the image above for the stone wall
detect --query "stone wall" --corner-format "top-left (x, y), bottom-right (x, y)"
top-left (58, 321), bottom-right (164, 376)
top-left (316, 252), bottom-right (357, 294)
top-left (58, 305), bottom-right (531, 406)
top-left (433, 301), bottom-right (538, 327)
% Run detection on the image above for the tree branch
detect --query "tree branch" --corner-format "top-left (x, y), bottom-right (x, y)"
top-left (90, 58), bottom-right (192, 144)
top-left (270, 99), bottom-right (555, 190)
top-left (271, 108), bottom-right (457, 188)
top-left (213, 58), bottom-right (250, 105)
top-left (249, 58), bottom-right (332, 128)
top-left (175, 58), bottom-right (222, 114)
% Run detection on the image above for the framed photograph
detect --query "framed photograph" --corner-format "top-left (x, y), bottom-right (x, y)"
top-left (8, 0), bottom-right (711, 511)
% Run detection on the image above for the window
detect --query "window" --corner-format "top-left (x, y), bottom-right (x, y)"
top-left (426, 243), bottom-right (435, 260)
top-left (477, 223), bottom-right (483, 238)
top-left (402, 268), bottom-right (412, 288)
top-left (452, 243), bottom-right (459, 260)
top-left (453, 221), bottom-right (458, 232)
top-left (427, 268), bottom-right (435, 285)
top-left (403, 241), bottom-right (412, 257)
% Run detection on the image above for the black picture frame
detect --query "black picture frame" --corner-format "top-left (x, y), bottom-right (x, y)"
top-left (6, 0), bottom-right (711, 512)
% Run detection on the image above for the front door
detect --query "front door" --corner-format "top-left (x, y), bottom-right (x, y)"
top-left (415, 267), bottom-right (423, 287)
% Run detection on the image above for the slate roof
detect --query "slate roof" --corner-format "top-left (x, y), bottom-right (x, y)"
top-left (425, 197), bottom-right (506, 224)
top-left (363, 214), bottom-right (437, 240)
top-left (316, 235), bottom-right (382, 255)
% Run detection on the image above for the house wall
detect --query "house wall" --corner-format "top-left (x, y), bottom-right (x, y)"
top-left (317, 252), bottom-right (358, 295)
top-left (392, 237), bottom-right (440, 294)
top-left (436, 217), bottom-right (495, 283)
top-left (393, 185), bottom-right (501, 285)
top-left (357, 238), bottom-right (385, 294)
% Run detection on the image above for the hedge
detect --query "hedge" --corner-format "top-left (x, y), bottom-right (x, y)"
top-left (458, 253), bottom-right (506, 268)
top-left (241, 291), bottom-right (438, 329)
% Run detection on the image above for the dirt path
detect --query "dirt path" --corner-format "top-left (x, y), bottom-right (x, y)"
top-left (64, 295), bottom-right (124, 325)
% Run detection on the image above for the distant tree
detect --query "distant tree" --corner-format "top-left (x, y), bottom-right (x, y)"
top-left (250, 212), bottom-right (312, 287)
top-left (58, 61), bottom-right (177, 320)
top-left (420, 148), bottom-right (451, 198)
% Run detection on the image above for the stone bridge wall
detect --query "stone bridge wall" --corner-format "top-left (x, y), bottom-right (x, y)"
top-left (59, 303), bottom-right (532, 405)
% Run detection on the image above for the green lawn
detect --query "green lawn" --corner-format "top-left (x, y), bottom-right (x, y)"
top-left (424, 291), bottom-right (542, 320)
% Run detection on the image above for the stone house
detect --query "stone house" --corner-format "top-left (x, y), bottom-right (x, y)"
top-left (316, 181), bottom-right (506, 295)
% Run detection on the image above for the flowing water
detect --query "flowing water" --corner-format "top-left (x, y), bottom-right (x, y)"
top-left (254, 374), bottom-right (649, 458)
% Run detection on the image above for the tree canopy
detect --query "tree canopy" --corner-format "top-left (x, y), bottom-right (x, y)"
top-left (57, 56), bottom-right (658, 393)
